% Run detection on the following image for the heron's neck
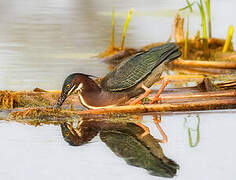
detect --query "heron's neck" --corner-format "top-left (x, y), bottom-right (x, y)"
top-left (80, 78), bottom-right (101, 94)
top-left (78, 83), bottom-right (127, 109)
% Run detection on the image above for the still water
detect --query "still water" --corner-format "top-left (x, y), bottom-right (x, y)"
top-left (0, 0), bottom-right (236, 179)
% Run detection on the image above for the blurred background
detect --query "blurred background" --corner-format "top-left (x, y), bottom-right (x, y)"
top-left (0, 0), bottom-right (235, 90)
top-left (0, 0), bottom-right (235, 180)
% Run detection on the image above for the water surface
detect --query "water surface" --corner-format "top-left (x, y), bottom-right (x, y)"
top-left (0, 0), bottom-right (236, 180)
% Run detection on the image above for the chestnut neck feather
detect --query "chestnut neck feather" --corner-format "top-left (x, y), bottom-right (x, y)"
top-left (74, 75), bottom-right (127, 108)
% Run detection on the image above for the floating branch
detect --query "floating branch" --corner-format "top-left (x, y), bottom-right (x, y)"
top-left (171, 59), bottom-right (236, 69)
top-left (160, 90), bottom-right (236, 103)
top-left (8, 94), bottom-right (236, 125)
top-left (8, 108), bottom-right (140, 126)
top-left (67, 99), bottom-right (236, 114)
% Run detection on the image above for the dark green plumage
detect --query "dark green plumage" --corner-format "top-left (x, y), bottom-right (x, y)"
top-left (101, 43), bottom-right (181, 91)
top-left (100, 129), bottom-right (179, 177)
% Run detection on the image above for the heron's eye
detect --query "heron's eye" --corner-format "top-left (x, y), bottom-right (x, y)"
top-left (65, 132), bottom-right (70, 136)
top-left (66, 84), bottom-right (70, 89)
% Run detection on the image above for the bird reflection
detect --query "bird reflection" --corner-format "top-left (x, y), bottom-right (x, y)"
top-left (60, 116), bottom-right (179, 178)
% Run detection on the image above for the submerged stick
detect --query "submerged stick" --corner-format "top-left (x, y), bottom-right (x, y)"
top-left (160, 90), bottom-right (236, 102)
top-left (8, 98), bottom-right (236, 123)
top-left (80, 99), bottom-right (236, 114)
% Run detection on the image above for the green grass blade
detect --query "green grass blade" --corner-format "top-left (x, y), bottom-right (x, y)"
top-left (111, 8), bottom-right (115, 48)
top-left (223, 25), bottom-right (234, 52)
top-left (184, 16), bottom-right (189, 59)
top-left (184, 115), bottom-right (201, 148)
top-left (179, 1), bottom-right (195, 12)
top-left (198, 0), bottom-right (207, 39)
top-left (188, 115), bottom-right (200, 148)
top-left (120, 8), bottom-right (134, 50)
top-left (204, 0), bottom-right (212, 38)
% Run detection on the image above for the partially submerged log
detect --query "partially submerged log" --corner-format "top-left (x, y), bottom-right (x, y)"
top-left (7, 90), bottom-right (236, 126)
top-left (171, 59), bottom-right (236, 69)
top-left (0, 90), bottom-right (60, 109)
top-left (3, 77), bottom-right (236, 126)
top-left (0, 90), bottom-right (20, 109)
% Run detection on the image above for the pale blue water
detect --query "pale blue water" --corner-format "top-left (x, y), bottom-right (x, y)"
top-left (0, 0), bottom-right (236, 180)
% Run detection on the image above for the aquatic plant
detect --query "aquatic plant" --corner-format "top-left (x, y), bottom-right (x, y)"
top-left (121, 8), bottom-right (134, 50)
top-left (110, 8), bottom-right (115, 49)
top-left (223, 25), bottom-right (234, 53)
top-left (204, 0), bottom-right (212, 38)
top-left (198, 0), bottom-right (209, 57)
top-left (98, 8), bottom-right (138, 59)
top-left (184, 114), bottom-right (200, 148)
top-left (198, 1), bottom-right (207, 38)
top-left (184, 16), bottom-right (189, 59)
top-left (179, 0), bottom-right (195, 12)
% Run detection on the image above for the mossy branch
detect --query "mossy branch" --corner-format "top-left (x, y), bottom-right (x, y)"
top-left (171, 59), bottom-right (236, 69)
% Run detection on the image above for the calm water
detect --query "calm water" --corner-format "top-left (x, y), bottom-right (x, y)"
top-left (0, 0), bottom-right (236, 179)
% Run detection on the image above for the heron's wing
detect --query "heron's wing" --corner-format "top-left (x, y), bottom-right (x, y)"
top-left (101, 43), bottom-right (181, 91)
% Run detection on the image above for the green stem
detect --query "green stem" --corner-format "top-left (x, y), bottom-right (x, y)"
top-left (188, 115), bottom-right (200, 147)
top-left (184, 16), bottom-right (189, 59)
top-left (120, 8), bottom-right (134, 50)
top-left (186, 0), bottom-right (193, 12)
top-left (204, 0), bottom-right (212, 38)
top-left (198, 0), bottom-right (207, 40)
top-left (223, 25), bottom-right (234, 53)
top-left (110, 8), bottom-right (115, 49)
top-left (179, 0), bottom-right (195, 12)
top-left (184, 115), bottom-right (200, 148)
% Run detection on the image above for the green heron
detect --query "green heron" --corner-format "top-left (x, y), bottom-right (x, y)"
top-left (55, 42), bottom-right (181, 142)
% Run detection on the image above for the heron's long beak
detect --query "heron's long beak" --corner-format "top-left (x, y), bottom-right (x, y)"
top-left (54, 93), bottom-right (68, 108)
top-left (54, 84), bottom-right (83, 108)
top-left (54, 85), bottom-right (76, 108)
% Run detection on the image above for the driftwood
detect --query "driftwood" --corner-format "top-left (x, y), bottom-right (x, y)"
top-left (7, 89), bottom-right (236, 126)
top-left (171, 59), bottom-right (236, 69)
top-left (2, 77), bottom-right (236, 126)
